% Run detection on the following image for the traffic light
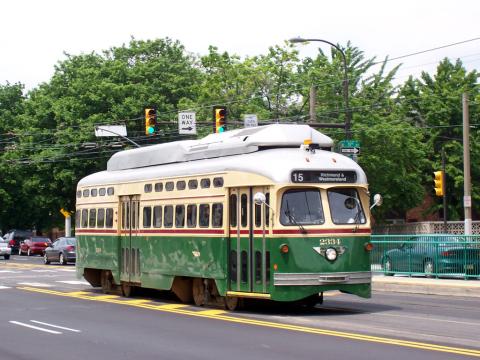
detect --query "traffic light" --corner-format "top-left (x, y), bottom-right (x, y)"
top-left (145, 108), bottom-right (157, 135)
top-left (433, 170), bottom-right (444, 197)
top-left (213, 106), bottom-right (227, 133)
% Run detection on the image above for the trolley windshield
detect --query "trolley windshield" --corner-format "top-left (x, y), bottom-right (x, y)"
top-left (280, 189), bottom-right (325, 226)
top-left (328, 188), bottom-right (366, 224)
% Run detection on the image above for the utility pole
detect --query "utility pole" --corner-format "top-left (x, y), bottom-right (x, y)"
top-left (309, 85), bottom-right (316, 122)
top-left (462, 93), bottom-right (472, 235)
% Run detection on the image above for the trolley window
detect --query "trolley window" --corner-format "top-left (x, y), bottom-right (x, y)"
top-left (175, 205), bottom-right (185, 228)
top-left (89, 209), bottom-right (97, 228)
top-left (97, 208), bottom-right (105, 228)
top-left (229, 194), bottom-right (237, 227)
top-left (91, 189), bottom-right (98, 197)
top-left (200, 178), bottom-right (211, 188)
top-left (176, 181), bottom-right (186, 191)
top-left (76, 191), bottom-right (81, 198)
top-left (143, 207), bottom-right (152, 228)
top-left (187, 205), bottom-right (197, 228)
top-left (188, 179), bottom-right (198, 189)
top-left (199, 204), bottom-right (210, 227)
top-left (81, 209), bottom-right (88, 228)
top-left (280, 189), bottom-right (325, 226)
top-left (154, 182), bottom-right (163, 192)
top-left (106, 208), bottom-right (114, 228)
top-left (107, 187), bottom-right (114, 196)
top-left (164, 205), bottom-right (173, 228)
top-left (153, 206), bottom-right (162, 228)
top-left (75, 211), bottom-right (80, 227)
top-left (99, 188), bottom-right (106, 196)
top-left (265, 193), bottom-right (270, 226)
top-left (213, 177), bottom-right (224, 187)
top-left (212, 203), bottom-right (223, 228)
top-left (255, 202), bottom-right (261, 227)
top-left (83, 189), bottom-right (89, 197)
top-left (328, 188), bottom-right (366, 224)
top-left (144, 184), bottom-right (152, 193)
top-left (241, 194), bottom-right (248, 228)
top-left (165, 182), bottom-right (174, 191)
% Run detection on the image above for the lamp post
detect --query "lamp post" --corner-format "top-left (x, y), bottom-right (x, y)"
top-left (289, 37), bottom-right (351, 139)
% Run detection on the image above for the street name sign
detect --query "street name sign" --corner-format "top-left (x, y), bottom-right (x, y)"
top-left (95, 125), bottom-right (127, 137)
top-left (178, 112), bottom-right (196, 135)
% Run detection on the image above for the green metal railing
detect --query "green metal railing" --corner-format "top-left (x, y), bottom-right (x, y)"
top-left (371, 235), bottom-right (480, 279)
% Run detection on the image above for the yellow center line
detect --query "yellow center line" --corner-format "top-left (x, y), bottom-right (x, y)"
top-left (18, 286), bottom-right (480, 357)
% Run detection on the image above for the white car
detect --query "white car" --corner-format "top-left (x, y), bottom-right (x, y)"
top-left (0, 240), bottom-right (11, 259)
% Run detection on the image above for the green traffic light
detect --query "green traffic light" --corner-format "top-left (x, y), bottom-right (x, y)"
top-left (218, 126), bottom-right (225, 133)
top-left (148, 127), bottom-right (155, 134)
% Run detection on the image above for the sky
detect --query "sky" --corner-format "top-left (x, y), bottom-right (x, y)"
top-left (1, 0), bottom-right (479, 91)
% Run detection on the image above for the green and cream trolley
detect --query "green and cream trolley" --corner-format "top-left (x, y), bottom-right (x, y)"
top-left (75, 124), bottom-right (377, 309)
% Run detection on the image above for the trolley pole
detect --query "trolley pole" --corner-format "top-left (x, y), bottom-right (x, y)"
top-left (462, 92), bottom-right (472, 235)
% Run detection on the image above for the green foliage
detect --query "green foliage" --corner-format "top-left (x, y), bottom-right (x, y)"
top-left (0, 38), bottom-right (478, 232)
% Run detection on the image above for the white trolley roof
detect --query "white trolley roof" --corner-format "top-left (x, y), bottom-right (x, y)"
top-left (78, 124), bottom-right (367, 187)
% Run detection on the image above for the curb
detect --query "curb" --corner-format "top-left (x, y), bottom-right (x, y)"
top-left (372, 276), bottom-right (480, 297)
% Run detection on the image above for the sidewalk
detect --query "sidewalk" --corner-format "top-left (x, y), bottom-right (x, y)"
top-left (372, 275), bottom-right (480, 297)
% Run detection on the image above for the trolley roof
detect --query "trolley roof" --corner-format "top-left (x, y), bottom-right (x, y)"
top-left (78, 125), bottom-right (367, 187)
top-left (107, 124), bottom-right (333, 171)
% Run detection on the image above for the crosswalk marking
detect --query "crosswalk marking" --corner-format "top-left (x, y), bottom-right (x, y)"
top-left (0, 285), bottom-right (11, 289)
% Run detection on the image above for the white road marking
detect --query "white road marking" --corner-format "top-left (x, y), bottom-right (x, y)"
top-left (17, 282), bottom-right (52, 287)
top-left (32, 270), bottom-right (57, 273)
top-left (0, 286), bottom-right (11, 289)
top-left (0, 270), bottom-right (20, 273)
top-left (58, 268), bottom-right (76, 272)
top-left (9, 321), bottom-right (61, 334)
top-left (56, 280), bottom-right (89, 285)
top-left (30, 320), bottom-right (81, 333)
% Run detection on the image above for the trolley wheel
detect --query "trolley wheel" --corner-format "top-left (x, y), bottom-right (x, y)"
top-left (101, 270), bottom-right (113, 294)
top-left (192, 278), bottom-right (205, 306)
top-left (223, 296), bottom-right (239, 311)
top-left (121, 282), bottom-right (134, 297)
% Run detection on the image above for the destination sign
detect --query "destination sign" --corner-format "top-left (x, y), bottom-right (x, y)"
top-left (291, 170), bottom-right (357, 184)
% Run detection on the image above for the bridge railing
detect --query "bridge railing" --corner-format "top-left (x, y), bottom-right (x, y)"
top-left (370, 234), bottom-right (480, 279)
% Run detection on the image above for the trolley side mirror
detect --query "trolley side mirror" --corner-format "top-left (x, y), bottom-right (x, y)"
top-left (253, 192), bottom-right (266, 205)
top-left (370, 193), bottom-right (383, 210)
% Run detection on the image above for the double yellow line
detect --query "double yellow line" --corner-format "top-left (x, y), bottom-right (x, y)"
top-left (18, 286), bottom-right (480, 358)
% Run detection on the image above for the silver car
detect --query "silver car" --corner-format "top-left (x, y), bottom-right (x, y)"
top-left (0, 240), bottom-right (12, 259)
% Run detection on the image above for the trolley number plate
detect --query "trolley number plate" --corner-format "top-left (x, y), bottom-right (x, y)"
top-left (291, 170), bottom-right (357, 183)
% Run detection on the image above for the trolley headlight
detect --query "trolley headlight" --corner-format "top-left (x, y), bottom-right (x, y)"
top-left (325, 248), bottom-right (338, 261)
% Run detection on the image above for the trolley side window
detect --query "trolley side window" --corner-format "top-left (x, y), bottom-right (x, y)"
top-left (143, 206), bottom-right (152, 228)
top-left (199, 204), bottom-right (210, 228)
top-left (106, 208), bottom-right (114, 228)
top-left (164, 205), bottom-right (173, 228)
top-left (81, 209), bottom-right (88, 228)
top-left (97, 208), bottom-right (105, 228)
top-left (89, 209), bottom-right (97, 228)
top-left (187, 205), bottom-right (197, 228)
top-left (153, 206), bottom-right (162, 228)
top-left (212, 203), bottom-right (223, 228)
top-left (175, 205), bottom-right (185, 228)
top-left (328, 188), bottom-right (366, 224)
top-left (241, 194), bottom-right (248, 228)
top-left (280, 189), bottom-right (324, 226)
top-left (75, 211), bottom-right (80, 228)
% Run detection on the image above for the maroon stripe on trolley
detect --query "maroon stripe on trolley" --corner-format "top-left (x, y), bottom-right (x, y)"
top-left (76, 229), bottom-right (117, 234)
top-left (272, 228), bottom-right (371, 235)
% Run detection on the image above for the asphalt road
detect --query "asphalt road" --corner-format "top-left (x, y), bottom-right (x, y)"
top-left (1, 255), bottom-right (479, 360)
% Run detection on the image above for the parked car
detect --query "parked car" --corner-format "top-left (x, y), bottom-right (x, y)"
top-left (0, 240), bottom-right (11, 259)
top-left (44, 237), bottom-right (76, 265)
top-left (3, 230), bottom-right (32, 253)
top-left (19, 237), bottom-right (52, 256)
top-left (382, 236), bottom-right (480, 277)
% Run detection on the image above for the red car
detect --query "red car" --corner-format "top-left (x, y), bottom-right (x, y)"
top-left (18, 237), bottom-right (52, 256)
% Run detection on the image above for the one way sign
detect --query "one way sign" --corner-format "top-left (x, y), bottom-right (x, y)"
top-left (178, 112), bottom-right (196, 135)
